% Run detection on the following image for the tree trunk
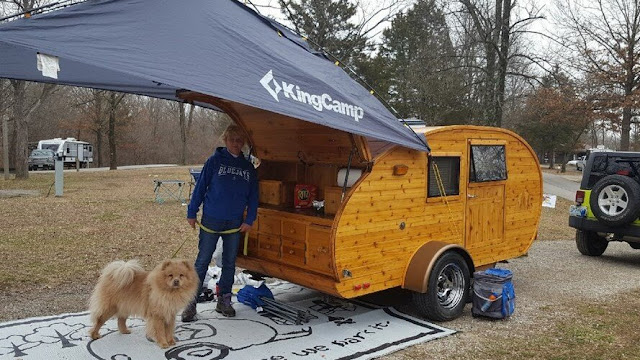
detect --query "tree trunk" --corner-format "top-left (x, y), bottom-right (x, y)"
top-left (107, 92), bottom-right (126, 170)
top-left (495, 0), bottom-right (511, 128)
top-left (11, 81), bottom-right (28, 179)
top-left (2, 115), bottom-right (9, 179)
top-left (96, 128), bottom-right (103, 167)
top-left (560, 153), bottom-right (568, 173)
top-left (621, 106), bottom-right (631, 150)
top-left (179, 103), bottom-right (187, 165)
top-left (108, 92), bottom-right (118, 170)
top-left (94, 91), bottom-right (104, 167)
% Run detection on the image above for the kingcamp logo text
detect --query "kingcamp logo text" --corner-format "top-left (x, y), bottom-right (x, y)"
top-left (260, 70), bottom-right (364, 122)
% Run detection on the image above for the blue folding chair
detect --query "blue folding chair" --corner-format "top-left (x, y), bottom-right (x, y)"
top-left (188, 168), bottom-right (202, 199)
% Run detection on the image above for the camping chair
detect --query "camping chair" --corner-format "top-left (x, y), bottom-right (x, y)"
top-left (153, 179), bottom-right (187, 204)
top-left (188, 168), bottom-right (202, 199)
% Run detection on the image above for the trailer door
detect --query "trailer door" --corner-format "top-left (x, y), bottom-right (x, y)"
top-left (465, 140), bottom-right (507, 250)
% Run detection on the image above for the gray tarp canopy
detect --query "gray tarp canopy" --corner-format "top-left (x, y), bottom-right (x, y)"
top-left (0, 0), bottom-right (429, 152)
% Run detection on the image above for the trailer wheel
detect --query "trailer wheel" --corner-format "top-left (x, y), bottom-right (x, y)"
top-left (576, 230), bottom-right (608, 256)
top-left (411, 251), bottom-right (469, 321)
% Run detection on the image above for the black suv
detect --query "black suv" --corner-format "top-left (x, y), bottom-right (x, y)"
top-left (569, 151), bottom-right (640, 255)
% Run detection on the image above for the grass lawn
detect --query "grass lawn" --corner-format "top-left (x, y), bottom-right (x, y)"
top-left (0, 167), bottom-right (200, 293)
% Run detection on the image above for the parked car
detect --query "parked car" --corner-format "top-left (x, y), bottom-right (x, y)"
top-left (569, 151), bottom-right (640, 255)
top-left (566, 155), bottom-right (586, 171)
top-left (28, 149), bottom-right (55, 170)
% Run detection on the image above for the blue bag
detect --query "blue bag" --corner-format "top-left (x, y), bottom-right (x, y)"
top-left (236, 284), bottom-right (274, 309)
top-left (472, 268), bottom-right (515, 319)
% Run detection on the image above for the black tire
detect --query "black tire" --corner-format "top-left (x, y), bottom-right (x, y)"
top-left (589, 175), bottom-right (640, 227)
top-left (576, 230), bottom-right (608, 256)
top-left (411, 252), bottom-right (470, 321)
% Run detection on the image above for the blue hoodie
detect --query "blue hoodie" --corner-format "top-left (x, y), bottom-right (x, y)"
top-left (187, 147), bottom-right (258, 225)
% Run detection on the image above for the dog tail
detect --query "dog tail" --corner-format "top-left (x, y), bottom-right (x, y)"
top-left (99, 259), bottom-right (144, 289)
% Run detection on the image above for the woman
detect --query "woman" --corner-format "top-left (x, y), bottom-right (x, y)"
top-left (182, 124), bottom-right (258, 321)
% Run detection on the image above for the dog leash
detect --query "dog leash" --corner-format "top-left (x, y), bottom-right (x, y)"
top-left (171, 220), bottom-right (250, 258)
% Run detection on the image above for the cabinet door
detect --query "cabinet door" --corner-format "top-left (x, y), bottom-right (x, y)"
top-left (306, 225), bottom-right (333, 275)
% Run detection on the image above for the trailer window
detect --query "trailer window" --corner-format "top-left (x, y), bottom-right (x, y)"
top-left (470, 145), bottom-right (507, 182)
top-left (428, 157), bottom-right (460, 197)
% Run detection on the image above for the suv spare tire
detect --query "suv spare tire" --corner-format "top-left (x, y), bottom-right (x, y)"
top-left (589, 175), bottom-right (640, 226)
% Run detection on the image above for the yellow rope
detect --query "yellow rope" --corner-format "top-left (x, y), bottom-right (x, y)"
top-left (432, 161), bottom-right (463, 239)
top-left (172, 221), bottom-right (250, 258)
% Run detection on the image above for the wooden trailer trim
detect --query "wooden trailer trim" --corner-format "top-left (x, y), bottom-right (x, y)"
top-left (402, 241), bottom-right (473, 293)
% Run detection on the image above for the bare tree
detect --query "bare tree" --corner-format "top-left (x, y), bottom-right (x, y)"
top-left (1, 80), bottom-right (9, 178)
top-left (107, 92), bottom-right (126, 170)
top-left (4, 0), bottom-right (58, 179)
top-left (557, 0), bottom-right (640, 151)
top-left (178, 102), bottom-right (195, 166)
top-left (10, 80), bottom-right (56, 178)
top-left (454, 0), bottom-right (543, 126)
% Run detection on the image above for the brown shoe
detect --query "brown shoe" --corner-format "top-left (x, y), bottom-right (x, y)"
top-left (215, 293), bottom-right (236, 317)
top-left (181, 300), bottom-right (197, 322)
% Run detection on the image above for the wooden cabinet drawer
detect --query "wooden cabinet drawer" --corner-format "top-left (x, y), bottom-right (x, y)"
top-left (282, 220), bottom-right (306, 241)
top-left (282, 237), bottom-right (305, 266)
top-left (258, 233), bottom-right (280, 260)
top-left (258, 215), bottom-right (281, 235)
top-left (306, 225), bottom-right (333, 275)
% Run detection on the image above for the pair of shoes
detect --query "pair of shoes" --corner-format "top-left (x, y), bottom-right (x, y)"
top-left (181, 300), bottom-right (197, 322)
top-left (197, 288), bottom-right (215, 303)
top-left (215, 293), bottom-right (236, 317)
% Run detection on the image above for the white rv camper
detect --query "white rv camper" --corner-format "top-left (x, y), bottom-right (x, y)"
top-left (37, 138), bottom-right (94, 168)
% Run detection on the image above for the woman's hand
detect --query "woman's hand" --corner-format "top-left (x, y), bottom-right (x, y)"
top-left (239, 223), bottom-right (252, 233)
top-left (187, 218), bottom-right (196, 229)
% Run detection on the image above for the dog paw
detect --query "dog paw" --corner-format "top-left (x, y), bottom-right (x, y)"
top-left (167, 338), bottom-right (176, 346)
top-left (120, 329), bottom-right (131, 334)
top-left (89, 331), bottom-right (101, 340)
top-left (158, 341), bottom-right (170, 349)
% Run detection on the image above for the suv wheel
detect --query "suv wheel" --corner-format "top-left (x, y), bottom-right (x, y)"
top-left (589, 175), bottom-right (640, 226)
top-left (576, 230), bottom-right (608, 256)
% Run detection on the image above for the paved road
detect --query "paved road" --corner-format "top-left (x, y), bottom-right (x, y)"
top-left (29, 164), bottom-right (177, 173)
top-left (542, 172), bottom-right (580, 201)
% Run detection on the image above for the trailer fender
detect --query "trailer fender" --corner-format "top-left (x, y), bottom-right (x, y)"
top-left (402, 241), bottom-right (474, 293)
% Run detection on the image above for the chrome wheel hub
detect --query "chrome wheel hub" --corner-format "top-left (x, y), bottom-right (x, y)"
top-left (436, 263), bottom-right (465, 309)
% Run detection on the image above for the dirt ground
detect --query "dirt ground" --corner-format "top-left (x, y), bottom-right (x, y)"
top-left (1, 166), bottom-right (640, 359)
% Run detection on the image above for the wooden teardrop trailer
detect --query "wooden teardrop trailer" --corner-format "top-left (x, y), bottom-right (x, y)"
top-left (181, 92), bottom-right (542, 321)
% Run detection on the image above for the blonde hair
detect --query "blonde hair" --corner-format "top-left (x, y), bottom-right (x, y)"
top-left (221, 124), bottom-right (245, 142)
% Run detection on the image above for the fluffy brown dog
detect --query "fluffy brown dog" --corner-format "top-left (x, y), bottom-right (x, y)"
top-left (88, 259), bottom-right (198, 348)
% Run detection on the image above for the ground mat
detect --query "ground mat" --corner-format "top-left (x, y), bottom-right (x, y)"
top-left (0, 281), bottom-right (454, 359)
